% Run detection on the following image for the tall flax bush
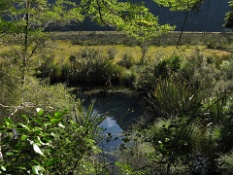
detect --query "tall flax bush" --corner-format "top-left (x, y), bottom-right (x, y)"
top-left (62, 48), bottom-right (121, 86)
top-left (146, 78), bottom-right (201, 119)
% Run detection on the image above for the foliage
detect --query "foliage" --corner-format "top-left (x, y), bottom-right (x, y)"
top-left (141, 76), bottom-right (233, 174)
top-left (0, 61), bottom-right (22, 109)
top-left (0, 109), bottom-right (66, 174)
top-left (220, 59), bottom-right (233, 80)
top-left (115, 162), bottom-right (147, 175)
top-left (179, 50), bottom-right (222, 97)
top-left (118, 53), bottom-right (135, 69)
top-left (81, 0), bottom-right (174, 41)
top-left (61, 48), bottom-right (121, 86)
top-left (2, 0), bottom-right (233, 174)
top-left (51, 100), bottom-right (106, 174)
top-left (0, 72), bottom-right (75, 121)
top-left (0, 101), bottom-right (106, 175)
top-left (146, 78), bottom-right (201, 119)
top-left (131, 64), bottom-right (155, 91)
top-left (218, 150), bottom-right (233, 175)
top-left (154, 55), bottom-right (182, 80)
top-left (225, 0), bottom-right (233, 28)
top-left (154, 0), bottom-right (204, 11)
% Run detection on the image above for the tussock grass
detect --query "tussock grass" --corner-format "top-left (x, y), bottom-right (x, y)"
top-left (47, 41), bottom-right (231, 64)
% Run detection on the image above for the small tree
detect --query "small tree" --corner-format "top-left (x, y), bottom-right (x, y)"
top-left (0, 0), bottom-right (174, 79)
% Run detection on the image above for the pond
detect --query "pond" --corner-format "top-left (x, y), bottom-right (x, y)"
top-left (75, 87), bottom-right (145, 152)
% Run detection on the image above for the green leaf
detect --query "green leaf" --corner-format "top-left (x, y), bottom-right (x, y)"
top-left (32, 165), bottom-right (45, 175)
top-left (36, 108), bottom-right (44, 116)
top-left (51, 118), bottom-right (61, 124)
top-left (54, 111), bottom-right (63, 118)
top-left (50, 132), bottom-right (59, 138)
top-left (4, 118), bottom-right (13, 126)
top-left (0, 165), bottom-right (6, 171)
top-left (45, 158), bottom-right (58, 167)
top-left (18, 123), bottom-right (31, 131)
top-left (17, 166), bottom-right (26, 170)
top-left (32, 127), bottom-right (42, 134)
top-left (33, 144), bottom-right (44, 156)
top-left (43, 122), bottom-right (52, 127)
top-left (21, 134), bottom-right (28, 141)
top-left (6, 152), bottom-right (14, 156)
top-left (36, 136), bottom-right (50, 146)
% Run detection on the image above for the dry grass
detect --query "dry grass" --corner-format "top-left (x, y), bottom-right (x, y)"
top-left (0, 37), bottom-right (231, 64)
top-left (49, 40), bottom-right (231, 63)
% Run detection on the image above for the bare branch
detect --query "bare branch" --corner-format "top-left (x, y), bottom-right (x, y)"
top-left (96, 0), bottom-right (113, 27)
top-left (0, 102), bottom-right (36, 118)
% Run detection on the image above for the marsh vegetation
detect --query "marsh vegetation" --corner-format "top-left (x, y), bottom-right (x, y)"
top-left (1, 30), bottom-right (233, 174)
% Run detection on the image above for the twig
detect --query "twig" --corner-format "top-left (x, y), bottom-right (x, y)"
top-left (0, 102), bottom-right (36, 118)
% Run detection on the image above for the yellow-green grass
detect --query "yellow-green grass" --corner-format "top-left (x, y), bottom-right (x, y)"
top-left (51, 40), bottom-right (231, 63)
top-left (0, 39), bottom-right (231, 64)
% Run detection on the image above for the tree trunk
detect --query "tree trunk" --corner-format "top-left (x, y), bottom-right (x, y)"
top-left (22, 0), bottom-right (30, 84)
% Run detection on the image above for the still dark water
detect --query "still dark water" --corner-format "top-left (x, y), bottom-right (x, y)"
top-left (75, 88), bottom-right (145, 151)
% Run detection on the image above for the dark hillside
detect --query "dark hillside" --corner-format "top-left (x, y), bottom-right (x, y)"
top-left (149, 0), bottom-right (229, 32)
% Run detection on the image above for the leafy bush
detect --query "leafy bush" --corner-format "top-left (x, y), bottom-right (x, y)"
top-left (62, 48), bottom-right (121, 86)
top-left (218, 151), bottom-right (233, 175)
top-left (146, 78), bottom-right (201, 119)
top-left (0, 72), bottom-right (75, 123)
top-left (118, 53), bottom-right (134, 69)
top-left (119, 69), bottom-right (136, 87)
top-left (220, 60), bottom-right (233, 80)
top-left (154, 55), bottom-right (182, 79)
top-left (0, 101), bottom-right (106, 175)
top-left (35, 51), bottom-right (64, 83)
top-left (130, 65), bottom-right (155, 91)
top-left (0, 61), bottom-right (22, 108)
top-left (179, 50), bottom-right (221, 96)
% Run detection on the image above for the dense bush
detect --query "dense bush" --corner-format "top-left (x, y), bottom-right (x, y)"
top-left (154, 55), bottom-right (182, 80)
top-left (0, 101), bottom-right (106, 175)
top-left (117, 53), bottom-right (134, 69)
top-left (62, 48), bottom-right (122, 86)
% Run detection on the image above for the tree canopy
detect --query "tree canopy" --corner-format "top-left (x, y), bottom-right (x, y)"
top-left (0, 0), bottom-right (174, 42)
top-left (0, 0), bottom-right (232, 41)
top-left (225, 0), bottom-right (233, 28)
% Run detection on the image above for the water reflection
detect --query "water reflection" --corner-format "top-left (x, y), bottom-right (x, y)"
top-left (100, 117), bottom-right (123, 135)
top-left (99, 116), bottom-right (123, 152)
top-left (76, 88), bottom-right (145, 150)
top-left (77, 88), bottom-right (144, 130)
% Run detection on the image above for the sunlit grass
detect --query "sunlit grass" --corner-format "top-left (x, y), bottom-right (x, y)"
top-left (56, 42), bottom-right (230, 64)
top-left (0, 38), bottom-right (231, 64)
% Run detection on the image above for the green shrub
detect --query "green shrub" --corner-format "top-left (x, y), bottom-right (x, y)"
top-left (0, 61), bottom-right (22, 108)
top-left (85, 54), bottom-right (119, 85)
top-left (107, 47), bottom-right (117, 60)
top-left (218, 151), bottom-right (233, 175)
top-left (62, 48), bottom-right (121, 86)
top-left (146, 78), bottom-right (201, 119)
top-left (179, 51), bottom-right (221, 96)
top-left (118, 53), bottom-right (134, 69)
top-left (154, 55), bottom-right (182, 80)
top-left (35, 52), bottom-right (64, 83)
top-left (220, 60), bottom-right (233, 80)
top-left (0, 73), bottom-right (75, 122)
top-left (130, 65), bottom-right (155, 91)
top-left (0, 101), bottom-right (106, 175)
top-left (119, 69), bottom-right (136, 87)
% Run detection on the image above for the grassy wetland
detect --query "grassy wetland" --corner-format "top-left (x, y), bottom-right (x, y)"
top-left (2, 31), bottom-right (231, 87)
top-left (2, 31), bottom-right (233, 174)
